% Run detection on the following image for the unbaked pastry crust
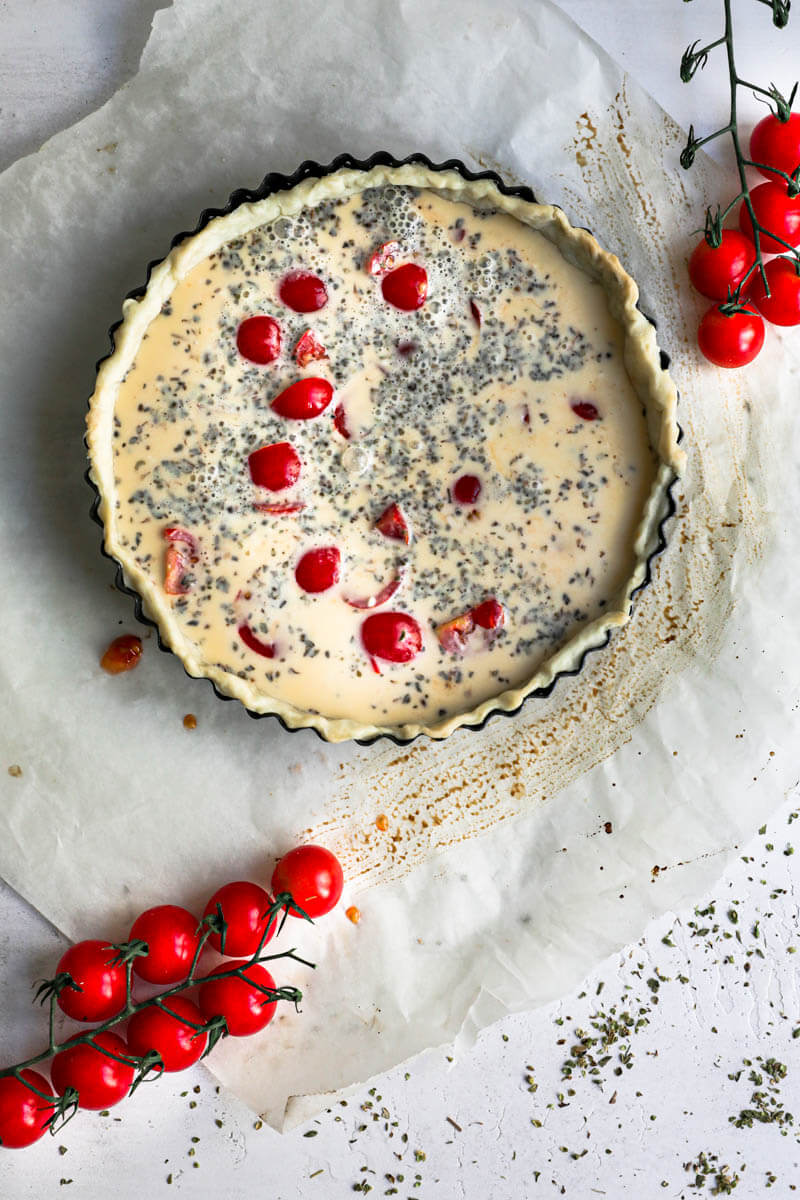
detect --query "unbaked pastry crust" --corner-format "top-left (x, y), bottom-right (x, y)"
top-left (86, 163), bottom-right (684, 743)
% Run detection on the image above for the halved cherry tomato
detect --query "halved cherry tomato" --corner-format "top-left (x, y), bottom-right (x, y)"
top-left (0, 1070), bottom-right (54, 1149)
top-left (697, 304), bottom-right (765, 367)
top-left (452, 475), bottom-right (481, 504)
top-left (381, 264), bottom-right (428, 310)
top-left (51, 1032), bottom-right (134, 1111)
top-left (248, 442), bottom-right (302, 490)
top-left (294, 329), bottom-right (327, 366)
top-left (163, 527), bottom-right (199, 596)
top-left (198, 963), bottom-right (277, 1037)
top-left (271, 378), bottom-right (333, 419)
top-left (236, 316), bottom-right (282, 364)
top-left (100, 634), bottom-right (142, 675)
top-left (126, 997), bottom-right (208, 1073)
top-left (295, 547), bottom-right (341, 594)
top-left (237, 622), bottom-right (276, 658)
top-left (570, 400), bottom-right (600, 421)
top-left (750, 256), bottom-right (800, 325)
top-left (202, 881), bottom-right (275, 956)
top-left (278, 271), bottom-right (328, 313)
top-left (55, 941), bottom-right (127, 1023)
top-left (361, 612), bottom-right (423, 663)
top-left (375, 502), bottom-right (409, 543)
top-left (252, 502), bottom-right (305, 516)
top-left (688, 229), bottom-right (756, 300)
top-left (271, 845), bottom-right (344, 918)
top-left (472, 597), bottom-right (506, 629)
top-left (739, 183), bottom-right (800, 253)
top-left (129, 905), bottom-right (201, 985)
top-left (750, 111), bottom-right (800, 181)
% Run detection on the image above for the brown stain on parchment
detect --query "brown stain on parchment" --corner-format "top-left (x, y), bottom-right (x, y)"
top-left (304, 86), bottom-right (771, 892)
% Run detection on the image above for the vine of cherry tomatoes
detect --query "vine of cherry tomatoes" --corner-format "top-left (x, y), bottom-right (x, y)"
top-left (689, 110), bottom-right (800, 368)
top-left (0, 844), bottom-right (344, 1150)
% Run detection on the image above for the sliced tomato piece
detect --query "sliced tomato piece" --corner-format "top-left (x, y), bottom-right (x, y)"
top-left (344, 570), bottom-right (404, 610)
top-left (381, 264), bottom-right (428, 311)
top-left (271, 377), bottom-right (333, 420)
top-left (236, 316), bottom-right (282, 364)
top-left (295, 547), bottom-right (341, 594)
top-left (237, 623), bottom-right (276, 658)
top-left (361, 612), bottom-right (423, 663)
top-left (435, 611), bottom-right (475, 653)
top-left (452, 474), bottom-right (482, 505)
top-left (367, 240), bottom-right (402, 277)
top-left (469, 299), bottom-right (482, 327)
top-left (471, 597), bottom-right (506, 629)
top-left (294, 329), bottom-right (328, 367)
top-left (163, 527), bottom-right (199, 595)
top-left (253, 501), bottom-right (306, 515)
top-left (278, 271), bottom-right (328, 313)
top-left (248, 441), bottom-right (301, 490)
top-left (375, 502), bottom-right (410, 543)
top-left (332, 403), bottom-right (351, 439)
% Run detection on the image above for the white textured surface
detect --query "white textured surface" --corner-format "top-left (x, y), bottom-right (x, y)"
top-left (1, 2), bottom-right (799, 1196)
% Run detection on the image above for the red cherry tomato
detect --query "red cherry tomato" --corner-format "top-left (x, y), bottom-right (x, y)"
top-left (750, 256), bottom-right (800, 325)
top-left (688, 229), bottom-right (756, 301)
top-left (278, 271), bottom-right (328, 313)
top-left (739, 183), bottom-right (800, 253)
top-left (361, 612), bottom-right (423, 663)
top-left (570, 400), bottom-right (600, 421)
top-left (375, 502), bottom-right (410, 543)
top-left (472, 597), bottom-right (506, 629)
top-left (126, 997), bottom-right (208, 1072)
top-left (248, 441), bottom-right (302, 490)
top-left (452, 474), bottom-right (481, 504)
top-left (697, 304), bottom-right (765, 368)
top-left (198, 963), bottom-right (277, 1037)
top-left (271, 378), bottom-right (333, 420)
top-left (271, 845), bottom-right (344, 918)
top-left (129, 905), bottom-right (201, 985)
top-left (236, 316), bottom-right (282, 364)
top-left (51, 1032), bottom-right (134, 1111)
top-left (202, 881), bottom-right (275, 956)
top-left (0, 1070), bottom-right (54, 1149)
top-left (55, 941), bottom-right (127, 1023)
top-left (381, 263), bottom-right (428, 310)
top-left (295, 546), bottom-right (341, 594)
top-left (750, 111), bottom-right (800, 181)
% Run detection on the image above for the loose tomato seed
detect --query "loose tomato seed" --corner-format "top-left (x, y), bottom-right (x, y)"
top-left (571, 400), bottom-right (600, 421)
top-left (346, 906), bottom-right (361, 924)
top-left (183, 713), bottom-right (197, 730)
top-left (101, 634), bottom-right (143, 674)
top-left (375, 814), bottom-right (389, 831)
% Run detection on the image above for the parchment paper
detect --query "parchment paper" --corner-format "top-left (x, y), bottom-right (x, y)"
top-left (0, 0), bottom-right (798, 1130)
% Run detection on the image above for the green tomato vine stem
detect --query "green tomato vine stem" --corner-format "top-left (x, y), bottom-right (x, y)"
top-left (680, 0), bottom-right (800, 303)
top-left (0, 892), bottom-right (315, 1134)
